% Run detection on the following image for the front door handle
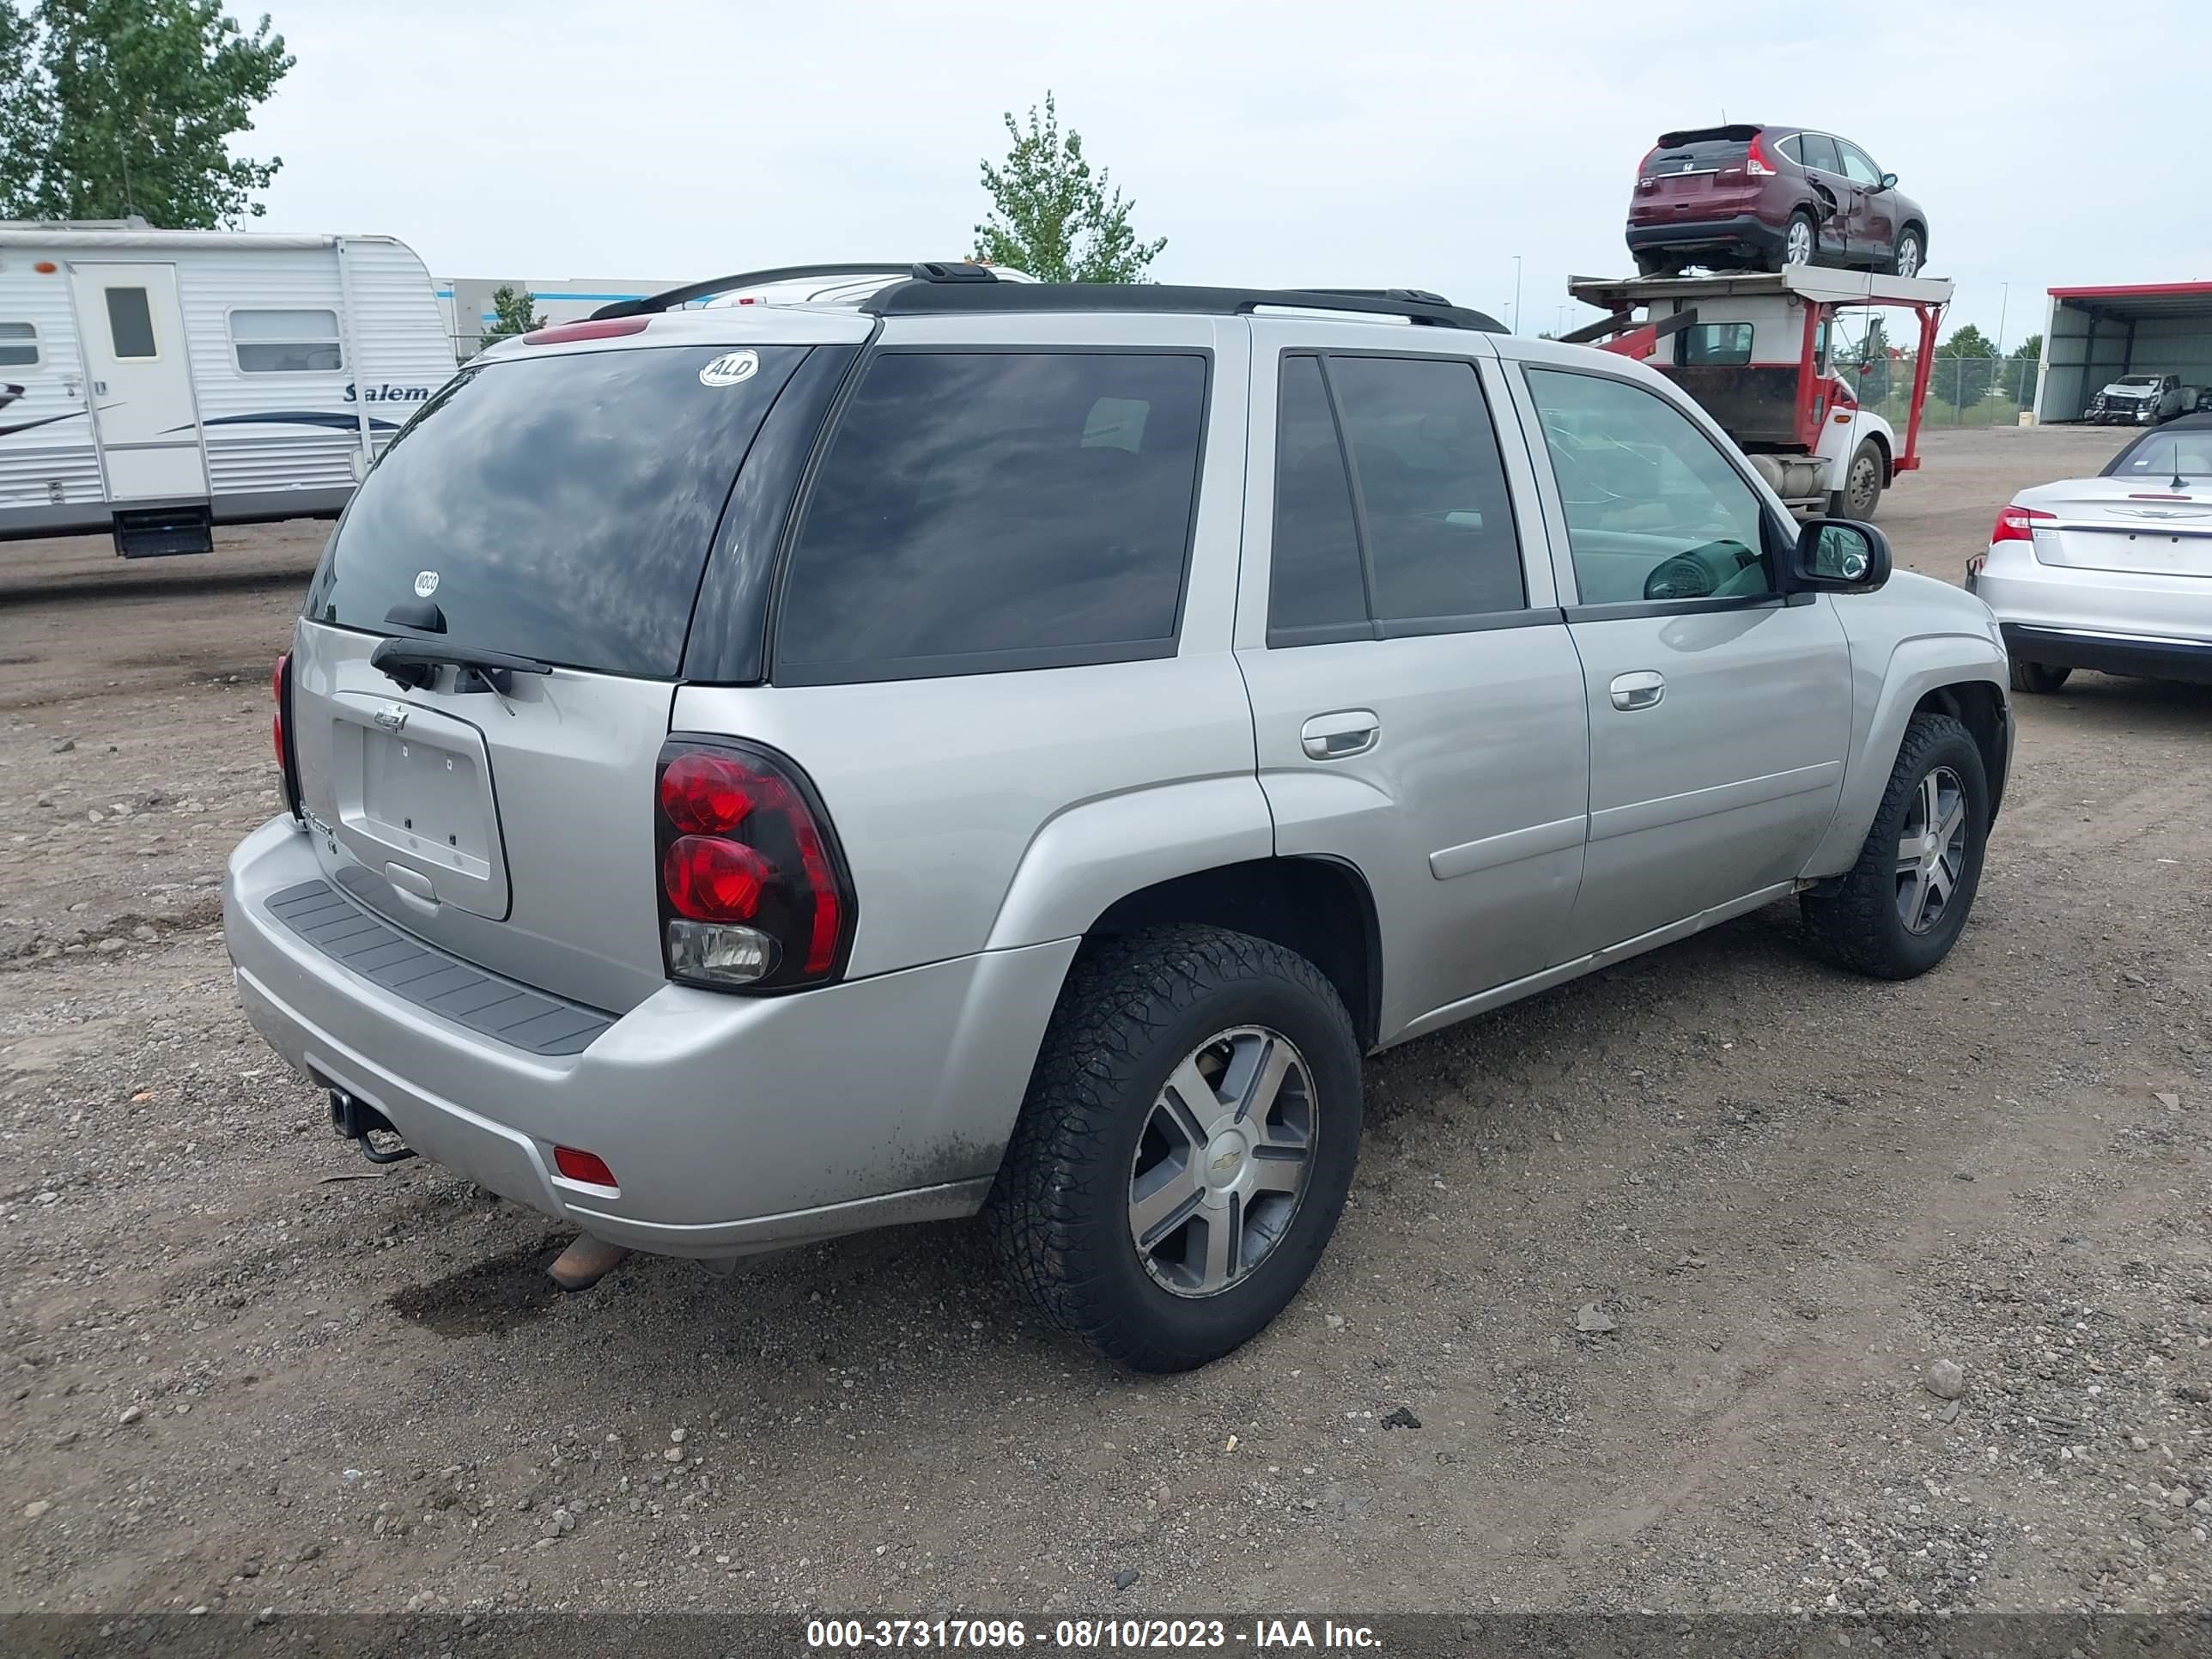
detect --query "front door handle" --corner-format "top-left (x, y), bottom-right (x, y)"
top-left (1301, 709), bottom-right (1380, 760)
top-left (1609, 671), bottom-right (1666, 712)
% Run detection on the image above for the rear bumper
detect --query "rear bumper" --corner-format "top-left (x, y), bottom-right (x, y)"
top-left (1999, 623), bottom-right (2212, 685)
top-left (224, 817), bottom-right (1075, 1257)
top-left (1626, 216), bottom-right (1786, 258)
top-left (1971, 541), bottom-right (2212, 653)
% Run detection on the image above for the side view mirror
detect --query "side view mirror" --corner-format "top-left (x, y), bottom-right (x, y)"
top-left (1879, 172), bottom-right (1899, 190)
top-left (1790, 519), bottom-right (1892, 593)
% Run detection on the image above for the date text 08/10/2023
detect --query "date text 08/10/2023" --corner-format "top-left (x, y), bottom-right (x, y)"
top-left (805, 1618), bottom-right (1383, 1650)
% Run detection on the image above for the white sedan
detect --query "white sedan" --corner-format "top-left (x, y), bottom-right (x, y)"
top-left (1969, 414), bottom-right (2212, 692)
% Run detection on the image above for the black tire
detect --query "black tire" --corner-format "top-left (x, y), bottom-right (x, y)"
top-left (1828, 440), bottom-right (1886, 520)
top-left (1634, 252), bottom-right (1677, 278)
top-left (985, 925), bottom-right (1362, 1372)
top-left (1777, 210), bottom-right (1819, 271)
top-left (1889, 226), bottom-right (1926, 279)
top-left (1801, 713), bottom-right (1989, 980)
top-left (2010, 659), bottom-right (2071, 694)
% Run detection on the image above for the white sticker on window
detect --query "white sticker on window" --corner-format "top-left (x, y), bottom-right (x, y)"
top-left (699, 350), bottom-right (758, 388)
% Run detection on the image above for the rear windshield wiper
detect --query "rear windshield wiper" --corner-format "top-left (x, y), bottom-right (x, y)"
top-left (369, 637), bottom-right (554, 698)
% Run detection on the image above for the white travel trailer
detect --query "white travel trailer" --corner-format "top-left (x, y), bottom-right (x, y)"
top-left (0, 224), bottom-right (454, 556)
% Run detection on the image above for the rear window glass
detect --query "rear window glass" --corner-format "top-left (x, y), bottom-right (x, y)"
top-left (1645, 137), bottom-right (1749, 173)
top-left (306, 344), bottom-right (805, 677)
top-left (2106, 428), bottom-right (2212, 478)
top-left (775, 350), bottom-right (1208, 683)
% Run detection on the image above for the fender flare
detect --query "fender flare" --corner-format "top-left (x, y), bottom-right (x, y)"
top-left (1801, 631), bottom-right (2007, 878)
top-left (981, 775), bottom-right (1278, 954)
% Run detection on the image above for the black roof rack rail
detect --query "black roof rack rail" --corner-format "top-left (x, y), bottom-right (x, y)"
top-left (860, 281), bottom-right (1505, 331)
top-left (590, 262), bottom-right (994, 320)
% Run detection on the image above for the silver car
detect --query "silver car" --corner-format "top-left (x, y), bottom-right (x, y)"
top-left (226, 264), bottom-right (2011, 1370)
top-left (1971, 414), bottom-right (2212, 691)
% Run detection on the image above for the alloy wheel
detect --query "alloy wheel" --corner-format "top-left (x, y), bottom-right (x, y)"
top-left (1895, 765), bottom-right (1968, 935)
top-left (1128, 1026), bottom-right (1316, 1297)
top-left (1894, 236), bottom-right (1923, 279)
top-left (1784, 220), bottom-right (1814, 265)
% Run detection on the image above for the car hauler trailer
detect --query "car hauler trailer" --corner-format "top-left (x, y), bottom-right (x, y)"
top-left (1560, 267), bottom-right (1951, 518)
top-left (0, 224), bottom-right (453, 557)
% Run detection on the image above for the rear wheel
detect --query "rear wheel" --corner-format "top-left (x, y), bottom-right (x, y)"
top-left (2010, 659), bottom-right (2071, 694)
top-left (1779, 210), bottom-right (1818, 270)
top-left (1635, 252), bottom-right (1678, 278)
top-left (1801, 713), bottom-right (1988, 980)
top-left (986, 926), bottom-right (1362, 1372)
top-left (1890, 228), bottom-right (1925, 279)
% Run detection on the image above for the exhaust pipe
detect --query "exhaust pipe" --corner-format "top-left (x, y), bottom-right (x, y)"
top-left (548, 1233), bottom-right (631, 1292)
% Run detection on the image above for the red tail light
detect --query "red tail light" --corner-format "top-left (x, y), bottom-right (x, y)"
top-left (1991, 505), bottom-right (2054, 544)
top-left (1746, 133), bottom-right (1778, 177)
top-left (653, 738), bottom-right (854, 992)
top-left (272, 652), bottom-right (301, 820)
top-left (552, 1146), bottom-right (617, 1188)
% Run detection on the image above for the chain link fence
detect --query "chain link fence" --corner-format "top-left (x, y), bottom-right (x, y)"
top-left (1849, 352), bottom-right (2041, 428)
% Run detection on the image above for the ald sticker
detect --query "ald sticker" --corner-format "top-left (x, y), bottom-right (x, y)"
top-left (699, 350), bottom-right (759, 387)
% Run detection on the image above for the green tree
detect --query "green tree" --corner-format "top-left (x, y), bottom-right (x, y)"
top-left (478, 285), bottom-right (545, 351)
top-left (0, 0), bottom-right (294, 228)
top-left (1935, 322), bottom-right (1999, 410)
top-left (974, 92), bottom-right (1165, 283)
top-left (2002, 332), bottom-right (2043, 405)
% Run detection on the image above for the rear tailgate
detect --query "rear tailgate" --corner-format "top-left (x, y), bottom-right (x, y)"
top-left (1638, 125), bottom-right (1763, 216)
top-left (2031, 487), bottom-right (2212, 580)
top-left (285, 331), bottom-right (847, 1014)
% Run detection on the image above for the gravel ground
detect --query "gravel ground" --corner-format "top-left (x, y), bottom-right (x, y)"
top-left (3, 425), bottom-right (2209, 1619)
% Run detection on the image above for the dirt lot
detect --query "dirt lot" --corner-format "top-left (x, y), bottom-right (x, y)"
top-left (3, 425), bottom-right (2209, 1620)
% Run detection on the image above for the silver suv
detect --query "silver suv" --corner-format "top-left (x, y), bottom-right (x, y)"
top-left (225, 263), bottom-right (2012, 1371)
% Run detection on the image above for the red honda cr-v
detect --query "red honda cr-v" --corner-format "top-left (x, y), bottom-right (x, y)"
top-left (1626, 124), bottom-right (1929, 279)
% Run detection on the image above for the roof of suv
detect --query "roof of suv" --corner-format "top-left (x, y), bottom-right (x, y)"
top-left (582, 262), bottom-right (1506, 334)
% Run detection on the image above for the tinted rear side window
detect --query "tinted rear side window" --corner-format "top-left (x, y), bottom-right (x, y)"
top-left (1268, 355), bottom-right (1367, 638)
top-left (1798, 133), bottom-right (1843, 173)
top-left (1328, 356), bottom-right (1525, 624)
top-left (775, 351), bottom-right (1208, 683)
top-left (306, 345), bottom-right (805, 677)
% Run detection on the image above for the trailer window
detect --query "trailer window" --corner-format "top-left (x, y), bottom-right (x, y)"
top-left (104, 289), bottom-right (157, 358)
top-left (1676, 324), bottom-right (1753, 367)
top-left (232, 308), bottom-right (343, 374)
top-left (0, 321), bottom-right (37, 368)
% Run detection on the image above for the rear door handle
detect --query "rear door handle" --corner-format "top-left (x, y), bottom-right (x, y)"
top-left (1301, 709), bottom-right (1380, 760)
top-left (1609, 671), bottom-right (1666, 711)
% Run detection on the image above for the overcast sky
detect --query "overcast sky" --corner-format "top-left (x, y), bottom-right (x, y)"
top-left (247, 0), bottom-right (2206, 347)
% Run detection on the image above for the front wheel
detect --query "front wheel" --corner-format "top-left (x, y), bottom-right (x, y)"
top-left (1801, 713), bottom-right (1989, 980)
top-left (1826, 440), bottom-right (1886, 520)
top-left (986, 926), bottom-right (1363, 1372)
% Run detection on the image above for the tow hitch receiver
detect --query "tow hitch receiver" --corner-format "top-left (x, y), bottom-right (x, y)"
top-left (329, 1088), bottom-right (417, 1165)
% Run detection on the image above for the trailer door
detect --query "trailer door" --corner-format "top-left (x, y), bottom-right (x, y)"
top-left (66, 263), bottom-right (209, 502)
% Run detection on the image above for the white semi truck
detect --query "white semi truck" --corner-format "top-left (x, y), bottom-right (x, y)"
top-left (1561, 267), bottom-right (1954, 519)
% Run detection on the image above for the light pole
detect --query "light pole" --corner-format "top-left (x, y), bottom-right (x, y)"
top-left (1996, 283), bottom-right (2011, 406)
top-left (1511, 255), bottom-right (1523, 336)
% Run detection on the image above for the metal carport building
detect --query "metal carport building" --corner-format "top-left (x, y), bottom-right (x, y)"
top-left (2036, 282), bottom-right (2212, 423)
